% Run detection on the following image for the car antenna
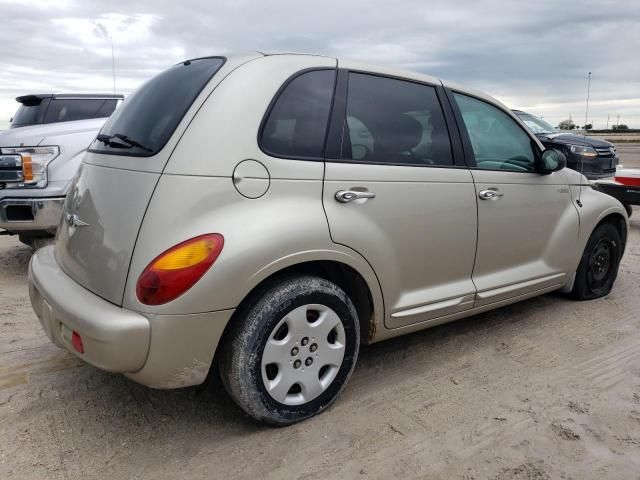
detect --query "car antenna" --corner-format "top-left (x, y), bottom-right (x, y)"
top-left (577, 71), bottom-right (592, 208)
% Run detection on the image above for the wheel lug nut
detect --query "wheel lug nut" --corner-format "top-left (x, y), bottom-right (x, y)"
top-left (293, 359), bottom-right (301, 369)
top-left (301, 337), bottom-right (309, 346)
top-left (310, 343), bottom-right (318, 352)
top-left (305, 357), bottom-right (313, 366)
top-left (291, 347), bottom-right (299, 356)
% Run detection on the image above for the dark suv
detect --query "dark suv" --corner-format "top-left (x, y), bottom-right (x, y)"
top-left (10, 93), bottom-right (123, 128)
top-left (513, 110), bottom-right (618, 179)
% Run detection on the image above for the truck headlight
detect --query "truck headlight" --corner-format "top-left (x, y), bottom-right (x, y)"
top-left (569, 145), bottom-right (597, 157)
top-left (0, 146), bottom-right (60, 188)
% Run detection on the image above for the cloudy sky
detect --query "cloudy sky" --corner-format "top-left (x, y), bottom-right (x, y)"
top-left (0, 0), bottom-right (638, 129)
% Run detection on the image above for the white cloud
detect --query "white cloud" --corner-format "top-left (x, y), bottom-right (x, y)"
top-left (0, 0), bottom-right (638, 128)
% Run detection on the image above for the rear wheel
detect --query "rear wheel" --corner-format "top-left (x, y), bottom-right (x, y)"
top-left (571, 222), bottom-right (622, 300)
top-left (219, 275), bottom-right (360, 425)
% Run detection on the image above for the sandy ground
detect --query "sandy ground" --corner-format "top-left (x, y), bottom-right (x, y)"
top-left (0, 152), bottom-right (639, 479)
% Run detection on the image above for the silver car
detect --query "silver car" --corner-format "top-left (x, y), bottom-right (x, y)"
top-left (28, 53), bottom-right (628, 425)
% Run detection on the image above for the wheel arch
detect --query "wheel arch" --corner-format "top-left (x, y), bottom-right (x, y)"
top-left (595, 212), bottom-right (628, 258)
top-left (207, 256), bottom-right (384, 386)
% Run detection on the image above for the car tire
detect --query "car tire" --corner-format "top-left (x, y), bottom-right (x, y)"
top-left (571, 222), bottom-right (622, 300)
top-left (18, 233), bottom-right (55, 250)
top-left (219, 275), bottom-right (360, 426)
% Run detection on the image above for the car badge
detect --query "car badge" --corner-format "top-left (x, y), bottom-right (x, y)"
top-left (65, 212), bottom-right (89, 228)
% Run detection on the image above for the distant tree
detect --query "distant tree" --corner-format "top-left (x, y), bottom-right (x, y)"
top-left (558, 119), bottom-right (576, 130)
top-left (612, 124), bottom-right (629, 131)
top-left (584, 123), bottom-right (593, 131)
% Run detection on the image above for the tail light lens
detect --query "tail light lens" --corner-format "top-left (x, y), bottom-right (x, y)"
top-left (136, 234), bottom-right (224, 305)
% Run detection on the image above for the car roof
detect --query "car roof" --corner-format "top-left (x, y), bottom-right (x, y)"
top-left (219, 52), bottom-right (511, 114)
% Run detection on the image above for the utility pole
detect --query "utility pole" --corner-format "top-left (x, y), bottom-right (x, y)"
top-left (617, 113), bottom-right (620, 127)
top-left (606, 114), bottom-right (610, 129)
top-left (111, 42), bottom-right (116, 94)
top-left (584, 72), bottom-right (591, 132)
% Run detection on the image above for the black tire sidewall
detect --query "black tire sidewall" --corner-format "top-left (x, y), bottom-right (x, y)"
top-left (573, 223), bottom-right (621, 300)
top-left (221, 276), bottom-right (360, 425)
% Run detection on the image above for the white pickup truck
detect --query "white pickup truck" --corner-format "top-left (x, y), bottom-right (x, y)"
top-left (0, 93), bottom-right (122, 247)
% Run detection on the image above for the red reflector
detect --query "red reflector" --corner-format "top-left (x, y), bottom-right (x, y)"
top-left (615, 175), bottom-right (640, 187)
top-left (71, 330), bottom-right (84, 353)
top-left (136, 233), bottom-right (224, 305)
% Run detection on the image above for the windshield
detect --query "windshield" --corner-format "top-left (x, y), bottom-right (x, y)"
top-left (11, 103), bottom-right (42, 128)
top-left (90, 57), bottom-right (225, 157)
top-left (515, 112), bottom-right (557, 134)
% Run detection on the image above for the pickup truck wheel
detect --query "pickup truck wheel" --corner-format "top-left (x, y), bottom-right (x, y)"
top-left (571, 222), bottom-right (621, 300)
top-left (18, 233), bottom-right (55, 250)
top-left (219, 275), bottom-right (360, 426)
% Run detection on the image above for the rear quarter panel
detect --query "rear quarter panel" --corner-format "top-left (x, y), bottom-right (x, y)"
top-left (124, 55), bottom-right (384, 323)
top-left (122, 174), bottom-right (384, 320)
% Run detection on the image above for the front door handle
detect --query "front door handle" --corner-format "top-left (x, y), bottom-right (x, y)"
top-left (335, 190), bottom-right (376, 203)
top-left (478, 188), bottom-right (504, 200)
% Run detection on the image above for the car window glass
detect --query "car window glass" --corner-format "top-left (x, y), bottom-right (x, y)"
top-left (44, 99), bottom-right (107, 123)
top-left (91, 57), bottom-right (225, 157)
top-left (342, 73), bottom-right (453, 166)
top-left (11, 104), bottom-right (42, 127)
top-left (454, 94), bottom-right (536, 172)
top-left (261, 69), bottom-right (336, 159)
top-left (516, 112), bottom-right (556, 134)
top-left (95, 100), bottom-right (118, 118)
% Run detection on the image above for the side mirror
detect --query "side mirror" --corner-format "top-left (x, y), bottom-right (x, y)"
top-left (537, 149), bottom-right (566, 174)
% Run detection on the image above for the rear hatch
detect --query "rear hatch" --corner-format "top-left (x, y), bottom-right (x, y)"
top-left (54, 56), bottom-right (248, 305)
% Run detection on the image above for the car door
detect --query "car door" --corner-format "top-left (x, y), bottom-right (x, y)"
top-left (322, 70), bottom-right (478, 329)
top-left (449, 91), bottom-right (579, 306)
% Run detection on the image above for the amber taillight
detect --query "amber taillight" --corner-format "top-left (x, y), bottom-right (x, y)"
top-left (136, 234), bottom-right (224, 305)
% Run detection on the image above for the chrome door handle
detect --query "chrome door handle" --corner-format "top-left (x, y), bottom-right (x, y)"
top-left (335, 190), bottom-right (376, 203)
top-left (478, 189), bottom-right (504, 200)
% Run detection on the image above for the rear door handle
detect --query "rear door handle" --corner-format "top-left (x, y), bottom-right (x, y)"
top-left (335, 190), bottom-right (376, 203)
top-left (478, 189), bottom-right (504, 200)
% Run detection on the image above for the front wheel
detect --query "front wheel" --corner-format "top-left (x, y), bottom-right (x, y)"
top-left (571, 222), bottom-right (622, 300)
top-left (219, 275), bottom-right (360, 425)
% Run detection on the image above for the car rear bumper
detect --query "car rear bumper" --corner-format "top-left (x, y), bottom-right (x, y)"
top-left (29, 245), bottom-right (151, 372)
top-left (0, 196), bottom-right (64, 232)
top-left (28, 245), bottom-right (235, 388)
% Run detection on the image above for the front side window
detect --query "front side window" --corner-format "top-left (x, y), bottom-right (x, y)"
top-left (454, 94), bottom-right (536, 172)
top-left (260, 69), bottom-right (336, 159)
top-left (91, 57), bottom-right (225, 157)
top-left (342, 73), bottom-right (453, 166)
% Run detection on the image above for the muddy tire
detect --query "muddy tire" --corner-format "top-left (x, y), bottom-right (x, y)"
top-left (219, 275), bottom-right (360, 426)
top-left (571, 222), bottom-right (622, 300)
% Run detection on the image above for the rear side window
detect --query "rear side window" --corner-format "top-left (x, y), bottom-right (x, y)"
top-left (91, 57), bottom-right (225, 157)
top-left (260, 69), bottom-right (336, 159)
top-left (95, 99), bottom-right (118, 118)
top-left (342, 73), bottom-right (453, 166)
top-left (44, 99), bottom-right (116, 123)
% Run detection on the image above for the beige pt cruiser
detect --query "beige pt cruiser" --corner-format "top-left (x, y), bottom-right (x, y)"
top-left (28, 53), bottom-right (628, 425)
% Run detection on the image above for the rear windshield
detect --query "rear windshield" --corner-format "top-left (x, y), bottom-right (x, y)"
top-left (11, 104), bottom-right (43, 127)
top-left (44, 99), bottom-right (118, 123)
top-left (90, 57), bottom-right (225, 157)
